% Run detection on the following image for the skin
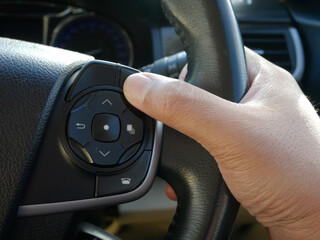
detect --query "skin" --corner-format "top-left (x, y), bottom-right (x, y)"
top-left (123, 48), bottom-right (320, 240)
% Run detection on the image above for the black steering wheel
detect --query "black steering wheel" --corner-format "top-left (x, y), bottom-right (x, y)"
top-left (0, 0), bottom-right (248, 239)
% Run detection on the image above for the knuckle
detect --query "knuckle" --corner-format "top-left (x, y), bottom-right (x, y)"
top-left (148, 79), bottom-right (186, 123)
top-left (160, 81), bottom-right (185, 122)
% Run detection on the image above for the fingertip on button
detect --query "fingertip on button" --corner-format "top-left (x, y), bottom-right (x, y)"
top-left (119, 66), bottom-right (140, 89)
top-left (123, 73), bottom-right (152, 107)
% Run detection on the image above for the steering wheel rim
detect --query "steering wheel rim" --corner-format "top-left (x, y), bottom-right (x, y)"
top-left (158, 0), bottom-right (248, 239)
top-left (0, 0), bottom-right (248, 239)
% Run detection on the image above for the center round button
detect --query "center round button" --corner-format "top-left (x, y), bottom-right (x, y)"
top-left (92, 114), bottom-right (120, 142)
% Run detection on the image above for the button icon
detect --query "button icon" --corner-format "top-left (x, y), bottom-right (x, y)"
top-left (102, 99), bottom-right (112, 105)
top-left (76, 123), bottom-right (86, 130)
top-left (99, 150), bottom-right (111, 157)
top-left (103, 124), bottom-right (110, 131)
top-left (121, 178), bottom-right (131, 185)
top-left (126, 124), bottom-right (135, 135)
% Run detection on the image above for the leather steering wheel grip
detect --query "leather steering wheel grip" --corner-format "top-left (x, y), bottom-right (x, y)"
top-left (159, 0), bottom-right (248, 239)
top-left (0, 38), bottom-right (93, 238)
top-left (161, 0), bottom-right (248, 99)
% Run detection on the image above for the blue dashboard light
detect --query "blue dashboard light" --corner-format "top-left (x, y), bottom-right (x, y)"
top-left (51, 15), bottom-right (133, 66)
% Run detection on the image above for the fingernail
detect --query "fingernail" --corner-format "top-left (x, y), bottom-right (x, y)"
top-left (123, 73), bottom-right (152, 105)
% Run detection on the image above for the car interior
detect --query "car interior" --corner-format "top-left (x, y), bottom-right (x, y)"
top-left (0, 0), bottom-right (319, 239)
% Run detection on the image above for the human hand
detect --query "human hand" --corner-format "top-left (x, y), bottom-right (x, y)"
top-left (123, 48), bottom-right (320, 240)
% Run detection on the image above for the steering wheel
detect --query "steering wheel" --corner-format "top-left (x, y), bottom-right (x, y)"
top-left (0, 0), bottom-right (248, 239)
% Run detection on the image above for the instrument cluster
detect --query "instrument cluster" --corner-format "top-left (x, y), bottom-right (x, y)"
top-left (0, 2), bottom-right (153, 67)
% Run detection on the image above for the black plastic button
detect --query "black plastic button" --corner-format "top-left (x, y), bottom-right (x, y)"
top-left (92, 114), bottom-right (120, 142)
top-left (87, 91), bottom-right (127, 115)
top-left (118, 66), bottom-right (139, 88)
top-left (71, 92), bottom-right (94, 110)
top-left (69, 139), bottom-right (93, 164)
top-left (85, 141), bottom-right (125, 166)
top-left (118, 143), bottom-right (141, 164)
top-left (67, 61), bottom-right (117, 101)
top-left (119, 108), bottom-right (144, 149)
top-left (96, 151), bottom-right (151, 197)
top-left (68, 106), bottom-right (93, 146)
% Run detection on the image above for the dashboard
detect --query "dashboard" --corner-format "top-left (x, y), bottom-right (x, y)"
top-left (0, 1), bottom-right (154, 68)
top-left (50, 14), bottom-right (134, 66)
top-left (2, 0), bottom-right (320, 239)
top-left (0, 0), bottom-right (307, 81)
top-left (0, 0), bottom-right (316, 84)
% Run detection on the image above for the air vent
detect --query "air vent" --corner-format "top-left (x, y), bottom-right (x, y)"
top-left (241, 28), bottom-right (304, 81)
top-left (242, 32), bottom-right (292, 72)
top-left (161, 27), bottom-right (304, 81)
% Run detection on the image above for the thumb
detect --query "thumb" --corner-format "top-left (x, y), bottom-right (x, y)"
top-left (123, 72), bottom-right (238, 147)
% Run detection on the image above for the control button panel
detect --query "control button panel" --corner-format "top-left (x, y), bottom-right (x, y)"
top-left (63, 61), bottom-right (155, 198)
top-left (20, 61), bottom-right (157, 210)
top-left (66, 87), bottom-right (150, 171)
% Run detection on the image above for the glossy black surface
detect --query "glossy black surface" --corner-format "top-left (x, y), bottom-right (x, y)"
top-left (66, 61), bottom-right (117, 100)
top-left (92, 114), bottom-right (121, 142)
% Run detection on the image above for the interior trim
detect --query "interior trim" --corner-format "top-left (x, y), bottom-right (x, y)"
top-left (17, 121), bottom-right (163, 217)
top-left (289, 27), bottom-right (305, 82)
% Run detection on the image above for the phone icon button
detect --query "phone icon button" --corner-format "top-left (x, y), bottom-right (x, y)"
top-left (121, 178), bottom-right (132, 185)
